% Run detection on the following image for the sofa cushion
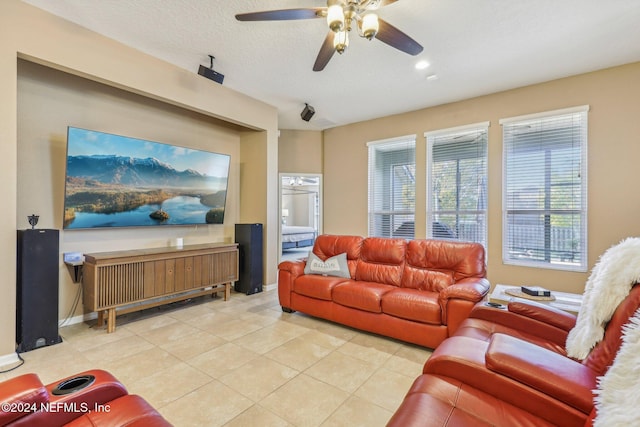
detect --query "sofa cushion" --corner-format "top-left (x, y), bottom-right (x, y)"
top-left (333, 281), bottom-right (396, 313)
top-left (455, 317), bottom-right (568, 355)
top-left (485, 334), bottom-right (596, 414)
top-left (402, 240), bottom-right (486, 290)
top-left (294, 274), bottom-right (348, 301)
top-left (387, 374), bottom-right (557, 427)
top-left (382, 288), bottom-right (441, 325)
top-left (402, 267), bottom-right (454, 292)
top-left (304, 252), bottom-right (350, 278)
top-left (355, 237), bottom-right (406, 287)
top-left (313, 234), bottom-right (364, 277)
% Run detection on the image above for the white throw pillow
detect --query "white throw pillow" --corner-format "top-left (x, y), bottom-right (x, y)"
top-left (304, 252), bottom-right (350, 278)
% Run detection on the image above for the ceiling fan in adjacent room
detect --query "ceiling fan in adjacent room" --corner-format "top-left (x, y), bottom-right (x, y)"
top-left (235, 0), bottom-right (423, 71)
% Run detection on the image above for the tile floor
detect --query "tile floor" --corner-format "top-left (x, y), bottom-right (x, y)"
top-left (1, 289), bottom-right (432, 426)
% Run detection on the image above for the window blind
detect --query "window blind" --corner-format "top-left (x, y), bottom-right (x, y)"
top-left (501, 106), bottom-right (588, 271)
top-left (367, 136), bottom-right (416, 238)
top-left (425, 123), bottom-right (488, 246)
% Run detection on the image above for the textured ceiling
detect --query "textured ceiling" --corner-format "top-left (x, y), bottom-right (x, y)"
top-left (21, 0), bottom-right (640, 130)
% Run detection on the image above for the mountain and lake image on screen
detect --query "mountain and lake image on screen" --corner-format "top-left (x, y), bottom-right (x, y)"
top-left (63, 127), bottom-right (231, 229)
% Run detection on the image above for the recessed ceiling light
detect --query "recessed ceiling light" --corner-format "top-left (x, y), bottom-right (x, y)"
top-left (415, 60), bottom-right (430, 70)
top-left (426, 74), bottom-right (439, 81)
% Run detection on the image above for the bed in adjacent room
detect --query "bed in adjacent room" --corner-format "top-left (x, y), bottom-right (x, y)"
top-left (282, 226), bottom-right (316, 250)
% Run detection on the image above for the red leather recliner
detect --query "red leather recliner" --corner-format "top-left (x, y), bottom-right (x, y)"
top-left (388, 285), bottom-right (640, 426)
top-left (0, 369), bottom-right (171, 426)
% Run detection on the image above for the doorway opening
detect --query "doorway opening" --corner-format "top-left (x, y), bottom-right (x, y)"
top-left (279, 174), bottom-right (322, 262)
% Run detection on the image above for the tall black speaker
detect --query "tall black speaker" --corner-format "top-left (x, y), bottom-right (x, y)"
top-left (16, 229), bottom-right (62, 353)
top-left (235, 223), bottom-right (263, 295)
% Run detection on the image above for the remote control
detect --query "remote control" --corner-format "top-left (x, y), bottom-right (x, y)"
top-left (485, 301), bottom-right (504, 308)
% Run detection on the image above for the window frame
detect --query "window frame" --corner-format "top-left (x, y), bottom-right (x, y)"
top-left (500, 105), bottom-right (589, 272)
top-left (425, 122), bottom-right (489, 247)
top-left (367, 135), bottom-right (417, 239)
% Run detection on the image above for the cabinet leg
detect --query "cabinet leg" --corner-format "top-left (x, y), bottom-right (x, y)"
top-left (224, 282), bottom-right (231, 301)
top-left (97, 310), bottom-right (105, 328)
top-left (107, 308), bottom-right (116, 333)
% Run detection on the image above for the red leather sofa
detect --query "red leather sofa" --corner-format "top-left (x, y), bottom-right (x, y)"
top-left (278, 234), bottom-right (489, 348)
top-left (387, 285), bottom-right (640, 426)
top-left (0, 369), bottom-right (171, 426)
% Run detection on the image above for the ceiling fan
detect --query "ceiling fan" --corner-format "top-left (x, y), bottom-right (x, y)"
top-left (235, 0), bottom-right (423, 71)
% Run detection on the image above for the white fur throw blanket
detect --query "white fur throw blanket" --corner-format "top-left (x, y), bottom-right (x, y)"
top-left (566, 237), bottom-right (640, 359)
top-left (593, 308), bottom-right (640, 426)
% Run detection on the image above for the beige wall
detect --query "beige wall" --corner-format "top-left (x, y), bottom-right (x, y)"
top-left (17, 59), bottom-right (243, 326)
top-left (1, 0), bottom-right (278, 361)
top-left (278, 130), bottom-right (323, 174)
top-left (323, 62), bottom-right (640, 294)
top-left (238, 129), bottom-right (281, 279)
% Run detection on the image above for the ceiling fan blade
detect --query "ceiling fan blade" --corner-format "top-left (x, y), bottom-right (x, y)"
top-left (235, 8), bottom-right (325, 21)
top-left (376, 0), bottom-right (400, 8)
top-left (313, 32), bottom-right (336, 72)
top-left (375, 18), bottom-right (423, 56)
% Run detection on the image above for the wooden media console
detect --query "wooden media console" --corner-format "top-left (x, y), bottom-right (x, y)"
top-left (82, 243), bottom-right (238, 333)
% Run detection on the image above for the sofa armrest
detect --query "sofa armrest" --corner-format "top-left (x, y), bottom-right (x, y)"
top-left (278, 259), bottom-right (306, 277)
top-left (438, 278), bottom-right (490, 331)
top-left (0, 374), bottom-right (48, 425)
top-left (507, 298), bottom-right (576, 331)
top-left (277, 260), bottom-right (306, 309)
top-left (439, 277), bottom-right (490, 302)
top-left (10, 369), bottom-right (128, 427)
top-left (485, 333), bottom-right (595, 414)
top-left (468, 298), bottom-right (576, 349)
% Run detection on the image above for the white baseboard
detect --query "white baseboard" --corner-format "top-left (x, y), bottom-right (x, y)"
top-left (0, 352), bottom-right (21, 369)
top-left (58, 312), bottom-right (97, 328)
top-left (264, 282), bottom-right (277, 292)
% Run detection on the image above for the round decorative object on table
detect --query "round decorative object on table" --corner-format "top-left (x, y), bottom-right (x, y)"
top-left (505, 287), bottom-right (556, 301)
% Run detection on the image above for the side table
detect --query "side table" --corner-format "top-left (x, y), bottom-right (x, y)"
top-left (489, 283), bottom-right (583, 314)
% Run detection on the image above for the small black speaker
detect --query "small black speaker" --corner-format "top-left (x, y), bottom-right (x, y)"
top-left (235, 224), bottom-right (263, 295)
top-left (198, 65), bottom-right (225, 84)
top-left (301, 103), bottom-right (315, 122)
top-left (16, 229), bottom-right (62, 353)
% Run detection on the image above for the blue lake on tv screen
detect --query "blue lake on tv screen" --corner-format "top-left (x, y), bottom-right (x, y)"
top-left (66, 196), bottom-right (218, 228)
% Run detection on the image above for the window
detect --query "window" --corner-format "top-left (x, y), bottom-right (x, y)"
top-left (368, 136), bottom-right (416, 238)
top-left (425, 123), bottom-right (488, 246)
top-left (501, 106), bottom-right (588, 271)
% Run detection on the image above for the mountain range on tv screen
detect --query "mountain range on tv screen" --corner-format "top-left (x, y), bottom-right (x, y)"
top-left (66, 154), bottom-right (227, 189)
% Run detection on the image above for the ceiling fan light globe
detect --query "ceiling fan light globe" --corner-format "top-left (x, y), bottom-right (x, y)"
top-left (327, 5), bottom-right (345, 32)
top-left (362, 13), bottom-right (379, 40)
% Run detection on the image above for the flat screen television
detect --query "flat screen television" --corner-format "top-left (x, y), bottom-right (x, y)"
top-left (63, 127), bottom-right (231, 229)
